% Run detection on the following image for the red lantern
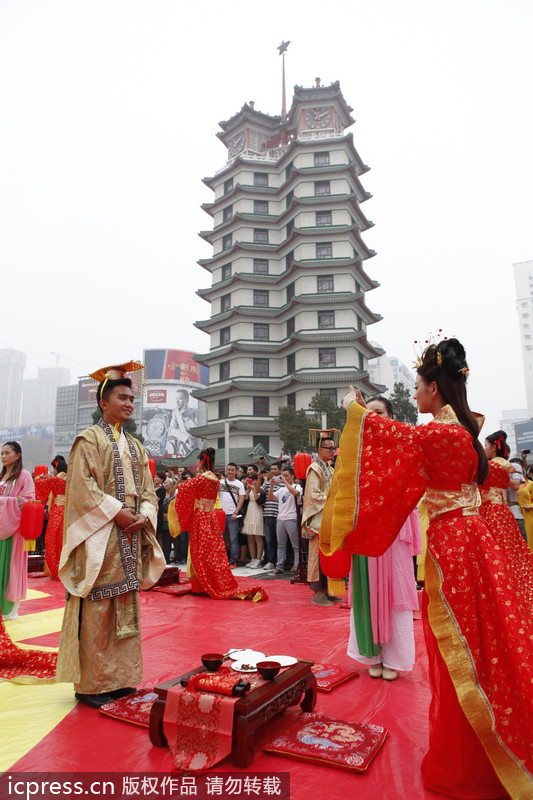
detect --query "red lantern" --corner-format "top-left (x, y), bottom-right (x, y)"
top-left (320, 547), bottom-right (351, 580)
top-left (148, 458), bottom-right (156, 479)
top-left (215, 508), bottom-right (226, 533)
top-left (293, 452), bottom-right (312, 481)
top-left (34, 464), bottom-right (48, 480)
top-left (20, 502), bottom-right (45, 539)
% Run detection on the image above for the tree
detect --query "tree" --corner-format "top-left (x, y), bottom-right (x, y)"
top-left (389, 382), bottom-right (418, 425)
top-left (275, 406), bottom-right (319, 455)
top-left (308, 393), bottom-right (347, 433)
top-left (91, 408), bottom-right (144, 443)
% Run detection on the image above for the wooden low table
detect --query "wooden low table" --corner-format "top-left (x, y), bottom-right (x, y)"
top-left (149, 658), bottom-right (317, 767)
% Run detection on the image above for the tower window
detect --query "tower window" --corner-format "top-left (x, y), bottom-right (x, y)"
top-left (221, 294), bottom-right (231, 312)
top-left (320, 388), bottom-right (337, 403)
top-left (221, 263), bottom-right (232, 280)
top-left (253, 229), bottom-right (269, 244)
top-left (219, 398), bottom-right (229, 419)
top-left (314, 180), bottom-right (330, 196)
top-left (219, 361), bottom-right (230, 381)
top-left (316, 211), bottom-right (332, 226)
top-left (254, 323), bottom-right (270, 340)
top-left (254, 200), bottom-right (268, 214)
top-left (253, 258), bottom-right (268, 274)
top-left (222, 234), bottom-right (232, 251)
top-left (319, 348), bottom-right (336, 368)
top-left (287, 353), bottom-right (295, 373)
top-left (253, 396), bottom-right (269, 416)
top-left (317, 275), bottom-right (334, 293)
top-left (314, 152), bottom-right (330, 166)
top-left (223, 177), bottom-right (233, 195)
top-left (254, 172), bottom-right (268, 187)
top-left (253, 290), bottom-right (269, 307)
top-left (318, 311), bottom-right (335, 329)
top-left (316, 242), bottom-right (332, 258)
top-left (253, 358), bottom-right (269, 377)
top-left (220, 326), bottom-right (230, 345)
top-left (222, 205), bottom-right (233, 222)
top-left (286, 317), bottom-right (295, 336)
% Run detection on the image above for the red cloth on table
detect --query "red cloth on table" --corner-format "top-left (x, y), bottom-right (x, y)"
top-left (162, 683), bottom-right (237, 771)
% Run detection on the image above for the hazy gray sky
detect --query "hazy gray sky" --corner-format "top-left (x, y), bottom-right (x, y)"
top-left (1, 0), bottom-right (532, 435)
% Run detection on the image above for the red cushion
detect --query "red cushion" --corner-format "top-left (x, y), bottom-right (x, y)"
top-left (264, 712), bottom-right (387, 773)
top-left (311, 663), bottom-right (359, 693)
top-left (99, 689), bottom-right (158, 728)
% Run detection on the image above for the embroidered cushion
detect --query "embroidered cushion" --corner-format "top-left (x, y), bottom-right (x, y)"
top-left (263, 712), bottom-right (387, 773)
top-left (311, 662), bottom-right (359, 692)
top-left (99, 689), bottom-right (157, 727)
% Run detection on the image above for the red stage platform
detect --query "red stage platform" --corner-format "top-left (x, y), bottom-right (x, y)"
top-left (5, 574), bottom-right (442, 799)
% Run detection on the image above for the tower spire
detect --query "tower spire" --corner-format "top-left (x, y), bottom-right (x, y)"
top-left (277, 40), bottom-right (290, 122)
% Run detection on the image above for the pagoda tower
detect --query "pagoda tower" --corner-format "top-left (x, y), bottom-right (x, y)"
top-left (192, 79), bottom-right (383, 454)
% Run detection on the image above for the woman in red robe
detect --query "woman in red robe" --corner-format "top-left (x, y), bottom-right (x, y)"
top-left (171, 448), bottom-right (267, 602)
top-left (320, 338), bottom-right (533, 800)
top-left (34, 455), bottom-right (68, 580)
top-left (480, 430), bottom-right (533, 606)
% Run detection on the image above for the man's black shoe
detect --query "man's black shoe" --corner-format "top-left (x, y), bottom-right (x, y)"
top-left (108, 687), bottom-right (137, 699)
top-left (74, 692), bottom-right (114, 708)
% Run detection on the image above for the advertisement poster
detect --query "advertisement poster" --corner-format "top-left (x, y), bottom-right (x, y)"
top-left (144, 349), bottom-right (208, 385)
top-left (142, 383), bottom-right (205, 458)
top-left (515, 419), bottom-right (533, 453)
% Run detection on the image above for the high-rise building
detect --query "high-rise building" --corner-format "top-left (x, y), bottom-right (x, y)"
top-left (21, 366), bottom-right (70, 425)
top-left (514, 259), bottom-right (533, 417)
top-left (193, 79), bottom-right (382, 453)
top-left (0, 349), bottom-right (26, 428)
top-left (368, 346), bottom-right (415, 398)
top-left (499, 408), bottom-right (530, 457)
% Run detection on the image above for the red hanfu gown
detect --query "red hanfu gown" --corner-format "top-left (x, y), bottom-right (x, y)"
top-left (0, 616), bottom-right (57, 682)
top-left (172, 471), bottom-right (267, 602)
top-left (320, 403), bottom-right (533, 800)
top-left (480, 457), bottom-right (533, 607)
top-left (35, 473), bottom-right (67, 580)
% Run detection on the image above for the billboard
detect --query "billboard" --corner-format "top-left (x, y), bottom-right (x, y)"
top-left (515, 419), bottom-right (533, 453)
top-left (0, 425), bottom-right (54, 440)
top-left (78, 378), bottom-right (97, 404)
top-left (142, 382), bottom-right (206, 458)
top-left (78, 366), bottom-right (144, 405)
top-left (144, 349), bottom-right (208, 385)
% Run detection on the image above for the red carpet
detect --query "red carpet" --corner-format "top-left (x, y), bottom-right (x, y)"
top-left (10, 575), bottom-right (442, 799)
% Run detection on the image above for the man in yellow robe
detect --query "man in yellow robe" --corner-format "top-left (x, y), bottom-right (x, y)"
top-left (302, 434), bottom-right (335, 606)
top-left (56, 364), bottom-right (165, 708)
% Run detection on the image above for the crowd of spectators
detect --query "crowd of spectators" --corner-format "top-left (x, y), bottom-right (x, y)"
top-left (154, 458), bottom-right (306, 573)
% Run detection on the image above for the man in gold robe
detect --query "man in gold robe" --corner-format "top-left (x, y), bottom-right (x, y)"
top-left (56, 364), bottom-right (165, 708)
top-left (301, 434), bottom-right (335, 606)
